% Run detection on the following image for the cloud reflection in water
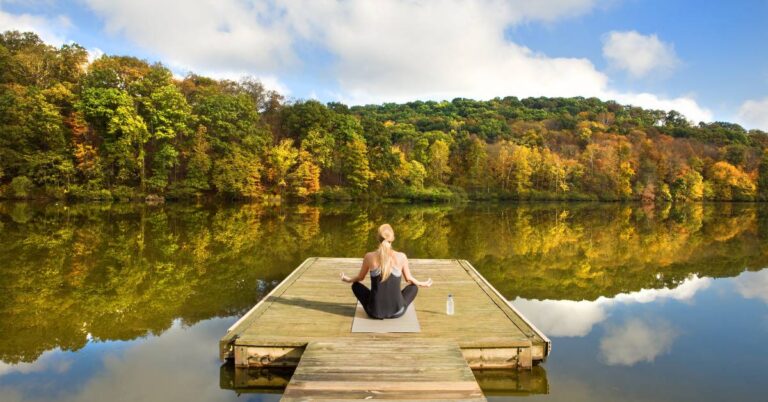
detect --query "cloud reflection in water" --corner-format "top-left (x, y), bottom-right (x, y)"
top-left (599, 318), bottom-right (678, 366)
top-left (511, 274), bottom-right (711, 338)
top-left (733, 269), bottom-right (768, 305)
top-left (0, 318), bottom-right (253, 402)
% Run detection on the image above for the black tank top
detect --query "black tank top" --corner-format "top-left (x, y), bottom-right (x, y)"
top-left (367, 266), bottom-right (405, 319)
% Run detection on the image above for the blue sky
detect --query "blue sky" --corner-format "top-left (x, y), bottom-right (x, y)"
top-left (1, 0), bottom-right (766, 129)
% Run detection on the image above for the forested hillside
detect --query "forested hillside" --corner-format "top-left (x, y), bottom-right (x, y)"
top-left (2, 30), bottom-right (767, 202)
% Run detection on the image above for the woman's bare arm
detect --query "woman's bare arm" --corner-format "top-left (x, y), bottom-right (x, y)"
top-left (341, 253), bottom-right (371, 283)
top-left (401, 253), bottom-right (433, 287)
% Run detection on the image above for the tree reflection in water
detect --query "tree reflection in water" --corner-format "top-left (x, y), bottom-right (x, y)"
top-left (1, 201), bottom-right (766, 367)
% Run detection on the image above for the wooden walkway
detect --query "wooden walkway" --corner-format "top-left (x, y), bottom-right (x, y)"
top-left (219, 365), bottom-right (550, 397)
top-left (281, 340), bottom-right (485, 401)
top-left (220, 257), bottom-right (551, 399)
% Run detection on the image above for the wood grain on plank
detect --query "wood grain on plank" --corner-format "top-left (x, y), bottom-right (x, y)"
top-left (281, 340), bottom-right (485, 401)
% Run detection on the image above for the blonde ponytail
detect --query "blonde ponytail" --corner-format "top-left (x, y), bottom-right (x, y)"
top-left (377, 224), bottom-right (396, 281)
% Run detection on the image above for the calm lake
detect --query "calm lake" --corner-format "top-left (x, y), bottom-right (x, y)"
top-left (0, 201), bottom-right (766, 401)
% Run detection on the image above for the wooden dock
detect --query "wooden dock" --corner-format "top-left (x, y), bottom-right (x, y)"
top-left (220, 258), bottom-right (550, 399)
top-left (220, 365), bottom-right (550, 397)
top-left (282, 340), bottom-right (484, 401)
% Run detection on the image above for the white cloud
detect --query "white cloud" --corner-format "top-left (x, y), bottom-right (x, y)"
top-left (511, 274), bottom-right (710, 337)
top-left (79, 0), bottom-right (712, 122)
top-left (283, 0), bottom-right (608, 104)
top-left (83, 0), bottom-right (296, 74)
top-left (82, 0), bottom-right (295, 94)
top-left (602, 30), bottom-right (679, 78)
top-left (0, 8), bottom-right (71, 46)
top-left (736, 98), bottom-right (768, 131)
top-left (733, 268), bottom-right (768, 304)
top-left (501, 0), bottom-right (603, 22)
top-left (599, 317), bottom-right (678, 366)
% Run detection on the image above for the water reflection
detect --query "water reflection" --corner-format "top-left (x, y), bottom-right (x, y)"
top-left (733, 269), bottom-right (768, 304)
top-left (598, 317), bottom-right (678, 366)
top-left (511, 274), bottom-right (712, 338)
top-left (220, 366), bottom-right (292, 395)
top-left (0, 201), bottom-right (766, 401)
top-left (218, 364), bottom-right (550, 397)
top-left (0, 318), bottom-right (244, 402)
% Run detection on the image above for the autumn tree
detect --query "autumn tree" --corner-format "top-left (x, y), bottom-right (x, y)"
top-left (708, 161), bottom-right (756, 201)
top-left (426, 139), bottom-right (451, 186)
top-left (460, 136), bottom-right (489, 192)
top-left (671, 168), bottom-right (704, 201)
top-left (288, 150), bottom-right (321, 198)
top-left (211, 147), bottom-right (262, 198)
top-left (4, 29), bottom-right (768, 203)
top-left (340, 137), bottom-right (374, 191)
top-left (265, 139), bottom-right (299, 196)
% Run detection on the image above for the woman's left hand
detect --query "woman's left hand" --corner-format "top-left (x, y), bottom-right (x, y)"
top-left (418, 278), bottom-right (433, 288)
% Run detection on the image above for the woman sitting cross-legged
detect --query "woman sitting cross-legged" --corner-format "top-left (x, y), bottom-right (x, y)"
top-left (340, 223), bottom-right (433, 319)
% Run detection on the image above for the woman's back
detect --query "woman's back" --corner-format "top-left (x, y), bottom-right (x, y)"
top-left (367, 263), bottom-right (406, 318)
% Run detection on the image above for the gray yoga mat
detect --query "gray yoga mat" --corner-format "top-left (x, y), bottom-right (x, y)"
top-left (351, 302), bottom-right (421, 333)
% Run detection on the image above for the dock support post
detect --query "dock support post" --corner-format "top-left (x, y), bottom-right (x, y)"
top-left (234, 345), bottom-right (249, 368)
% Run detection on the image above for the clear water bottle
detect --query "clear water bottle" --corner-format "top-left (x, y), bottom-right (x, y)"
top-left (446, 294), bottom-right (454, 315)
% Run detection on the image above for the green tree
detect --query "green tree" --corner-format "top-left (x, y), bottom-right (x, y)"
top-left (758, 150), bottom-right (768, 201)
top-left (301, 128), bottom-right (336, 171)
top-left (340, 138), bottom-right (374, 191)
top-left (82, 55), bottom-right (151, 92)
top-left (362, 116), bottom-right (399, 189)
top-left (0, 31), bottom-right (87, 88)
top-left (9, 176), bottom-right (33, 198)
top-left (211, 148), bottom-right (262, 198)
top-left (108, 103), bottom-right (150, 188)
top-left (407, 160), bottom-right (427, 189)
top-left (426, 139), bottom-right (451, 186)
top-left (0, 84), bottom-right (70, 186)
top-left (193, 90), bottom-right (270, 154)
top-left (183, 126), bottom-right (212, 193)
top-left (143, 84), bottom-right (193, 192)
top-left (462, 136), bottom-right (489, 192)
top-left (78, 87), bottom-right (148, 188)
top-left (280, 99), bottom-right (335, 141)
top-left (6, 29), bottom-right (768, 203)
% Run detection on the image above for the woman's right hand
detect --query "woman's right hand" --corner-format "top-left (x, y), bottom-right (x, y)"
top-left (340, 272), bottom-right (352, 283)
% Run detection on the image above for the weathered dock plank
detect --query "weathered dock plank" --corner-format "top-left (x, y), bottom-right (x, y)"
top-left (220, 258), bottom-right (550, 370)
top-left (281, 340), bottom-right (486, 401)
top-left (219, 365), bottom-right (550, 397)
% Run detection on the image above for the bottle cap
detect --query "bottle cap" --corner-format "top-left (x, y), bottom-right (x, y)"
top-left (448, 293), bottom-right (453, 297)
